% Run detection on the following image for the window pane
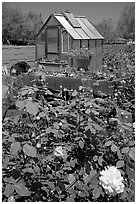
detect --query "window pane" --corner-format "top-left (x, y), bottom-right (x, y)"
top-left (62, 31), bottom-right (68, 52)
top-left (47, 28), bottom-right (58, 52)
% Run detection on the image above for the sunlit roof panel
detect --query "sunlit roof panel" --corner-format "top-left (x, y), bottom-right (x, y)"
top-left (55, 15), bottom-right (81, 39)
top-left (75, 28), bottom-right (90, 39)
top-left (81, 18), bottom-right (104, 39)
top-left (76, 17), bottom-right (97, 39)
top-left (63, 12), bottom-right (81, 28)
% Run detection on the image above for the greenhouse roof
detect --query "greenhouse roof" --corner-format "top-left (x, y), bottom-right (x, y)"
top-left (36, 11), bottom-right (104, 40)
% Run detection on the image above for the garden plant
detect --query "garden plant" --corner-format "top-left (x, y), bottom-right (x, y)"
top-left (2, 46), bottom-right (135, 202)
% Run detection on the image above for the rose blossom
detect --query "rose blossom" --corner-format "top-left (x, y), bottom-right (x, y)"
top-left (99, 166), bottom-right (124, 194)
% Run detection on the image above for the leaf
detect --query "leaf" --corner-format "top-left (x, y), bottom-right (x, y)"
top-left (92, 123), bottom-right (102, 131)
top-left (53, 122), bottom-right (59, 130)
top-left (84, 102), bottom-right (91, 107)
top-left (23, 168), bottom-right (34, 173)
top-left (46, 127), bottom-right (58, 134)
top-left (116, 160), bottom-right (125, 168)
top-left (93, 187), bottom-right (101, 199)
top-left (79, 140), bottom-right (84, 149)
top-left (3, 184), bottom-right (14, 197)
top-left (129, 147), bottom-right (135, 161)
top-left (93, 155), bottom-right (98, 162)
top-left (85, 108), bottom-right (91, 115)
top-left (126, 165), bottom-right (135, 181)
top-left (26, 100), bottom-right (39, 116)
top-left (8, 195), bottom-right (15, 202)
top-left (111, 143), bottom-right (118, 152)
top-left (117, 149), bottom-right (122, 159)
top-left (72, 90), bottom-right (78, 97)
top-left (10, 142), bottom-right (21, 155)
top-left (23, 144), bottom-right (37, 157)
top-left (121, 147), bottom-right (129, 154)
top-left (105, 140), bottom-right (112, 146)
top-left (46, 181), bottom-right (55, 190)
top-left (2, 85), bottom-right (9, 98)
top-left (2, 131), bottom-right (9, 136)
top-left (85, 125), bottom-right (96, 134)
top-left (84, 169), bottom-right (97, 184)
top-left (57, 179), bottom-right (66, 192)
top-left (68, 174), bottom-right (75, 184)
top-left (15, 181), bottom-right (30, 196)
top-left (95, 98), bottom-right (105, 104)
top-left (13, 115), bottom-right (20, 123)
top-left (20, 89), bottom-right (28, 96)
top-left (3, 156), bottom-right (10, 168)
top-left (85, 162), bottom-right (91, 175)
top-left (98, 156), bottom-right (103, 166)
top-left (16, 101), bottom-right (25, 110)
top-left (70, 159), bottom-right (76, 168)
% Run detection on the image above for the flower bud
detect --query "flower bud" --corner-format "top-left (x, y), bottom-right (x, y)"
top-left (36, 143), bottom-right (41, 148)
top-left (36, 116), bottom-right (40, 120)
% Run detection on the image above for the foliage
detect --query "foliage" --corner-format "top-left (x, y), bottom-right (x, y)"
top-left (69, 47), bottom-right (94, 60)
top-left (116, 3), bottom-right (135, 40)
top-left (95, 18), bottom-right (115, 43)
top-left (95, 3), bottom-right (135, 42)
top-left (2, 65), bottom-right (135, 202)
top-left (2, 2), bottom-right (43, 45)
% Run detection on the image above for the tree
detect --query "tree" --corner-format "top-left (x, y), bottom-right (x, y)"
top-left (2, 3), bottom-right (43, 45)
top-left (24, 12), bottom-right (43, 42)
top-left (116, 3), bottom-right (135, 40)
top-left (95, 18), bottom-right (115, 43)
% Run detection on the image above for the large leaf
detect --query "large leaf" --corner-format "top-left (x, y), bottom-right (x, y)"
top-left (79, 140), bottom-right (84, 149)
top-left (3, 184), bottom-right (14, 197)
top-left (105, 140), bottom-right (112, 147)
top-left (72, 90), bottom-right (78, 97)
top-left (84, 169), bottom-right (97, 184)
top-left (2, 85), bottom-right (9, 99)
top-left (46, 181), bottom-right (55, 190)
top-left (111, 143), bottom-right (118, 152)
top-left (15, 181), bottom-right (30, 196)
top-left (23, 144), bottom-right (37, 157)
top-left (10, 142), bottom-right (21, 155)
top-left (129, 147), bottom-right (135, 161)
top-left (126, 165), bottom-right (135, 181)
top-left (26, 100), bottom-right (39, 116)
top-left (93, 187), bottom-right (101, 199)
top-left (116, 160), bottom-right (125, 168)
top-left (121, 147), bottom-right (129, 154)
top-left (57, 179), bottom-right (66, 192)
top-left (16, 101), bottom-right (25, 110)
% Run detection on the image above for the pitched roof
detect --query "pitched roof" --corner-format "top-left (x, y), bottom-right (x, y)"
top-left (36, 11), bottom-right (104, 40)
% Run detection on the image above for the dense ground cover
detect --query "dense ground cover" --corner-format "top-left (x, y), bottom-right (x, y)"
top-left (2, 45), bottom-right (135, 202)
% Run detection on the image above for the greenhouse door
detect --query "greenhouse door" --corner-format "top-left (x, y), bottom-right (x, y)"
top-left (46, 27), bottom-right (59, 56)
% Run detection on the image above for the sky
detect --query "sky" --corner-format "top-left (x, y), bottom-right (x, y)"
top-left (5, 1), bottom-right (134, 26)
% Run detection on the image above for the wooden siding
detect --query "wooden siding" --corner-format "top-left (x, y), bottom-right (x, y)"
top-left (81, 40), bottom-right (88, 48)
top-left (73, 40), bottom-right (80, 50)
top-left (47, 54), bottom-right (58, 60)
top-left (96, 39), bottom-right (103, 72)
top-left (46, 15), bottom-right (60, 26)
top-left (36, 43), bottom-right (45, 59)
top-left (89, 40), bottom-right (96, 72)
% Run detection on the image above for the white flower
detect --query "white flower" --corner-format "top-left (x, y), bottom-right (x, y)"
top-left (79, 86), bottom-right (83, 91)
top-left (36, 143), bottom-right (41, 148)
top-left (54, 146), bottom-right (66, 158)
top-left (99, 166), bottom-right (124, 194)
top-left (8, 195), bottom-right (15, 202)
top-left (36, 116), bottom-right (40, 120)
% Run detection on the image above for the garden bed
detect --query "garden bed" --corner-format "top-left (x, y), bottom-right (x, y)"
top-left (2, 46), bottom-right (135, 202)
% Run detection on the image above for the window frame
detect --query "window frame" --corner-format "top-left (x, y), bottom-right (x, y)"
top-left (62, 30), bottom-right (69, 53)
top-left (46, 26), bottom-right (59, 54)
